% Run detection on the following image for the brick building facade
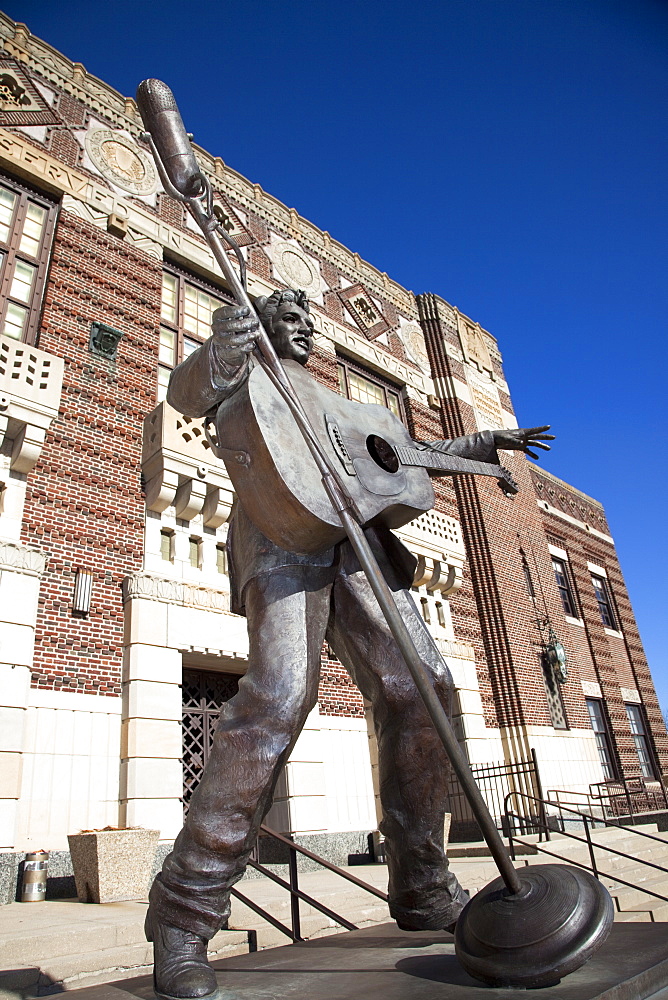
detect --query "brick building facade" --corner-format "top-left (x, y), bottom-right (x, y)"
top-left (0, 15), bottom-right (664, 855)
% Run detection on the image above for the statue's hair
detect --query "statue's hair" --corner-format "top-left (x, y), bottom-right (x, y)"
top-left (254, 289), bottom-right (309, 330)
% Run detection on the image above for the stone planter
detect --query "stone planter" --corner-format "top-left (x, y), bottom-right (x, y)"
top-left (67, 828), bottom-right (159, 903)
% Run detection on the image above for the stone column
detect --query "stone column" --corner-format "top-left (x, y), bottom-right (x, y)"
top-left (121, 583), bottom-right (184, 839)
top-left (0, 542), bottom-right (46, 849)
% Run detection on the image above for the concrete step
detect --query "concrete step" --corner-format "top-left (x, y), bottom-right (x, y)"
top-left (623, 900), bottom-right (668, 922)
top-left (3, 845), bottom-right (666, 998)
top-left (0, 901), bottom-right (248, 1000)
top-left (605, 874), bottom-right (668, 910)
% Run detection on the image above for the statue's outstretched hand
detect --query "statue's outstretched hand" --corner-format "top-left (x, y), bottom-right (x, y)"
top-left (493, 426), bottom-right (555, 460)
top-left (211, 305), bottom-right (259, 368)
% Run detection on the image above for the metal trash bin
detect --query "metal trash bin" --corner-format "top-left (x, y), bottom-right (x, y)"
top-left (21, 851), bottom-right (49, 902)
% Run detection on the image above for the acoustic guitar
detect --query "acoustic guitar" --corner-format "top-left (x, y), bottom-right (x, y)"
top-left (211, 360), bottom-right (517, 555)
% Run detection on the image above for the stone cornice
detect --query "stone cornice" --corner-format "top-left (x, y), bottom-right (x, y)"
top-left (0, 14), bottom-right (415, 315)
top-left (122, 572), bottom-right (230, 612)
top-left (0, 540), bottom-right (47, 576)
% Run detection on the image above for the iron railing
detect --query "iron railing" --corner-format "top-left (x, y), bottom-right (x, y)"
top-left (547, 777), bottom-right (668, 827)
top-left (447, 748), bottom-right (545, 841)
top-left (504, 790), bottom-right (668, 908)
top-left (589, 777), bottom-right (668, 819)
top-left (229, 824), bottom-right (388, 942)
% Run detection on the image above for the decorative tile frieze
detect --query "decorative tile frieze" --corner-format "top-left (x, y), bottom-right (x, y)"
top-left (266, 239), bottom-right (323, 299)
top-left (0, 56), bottom-right (61, 126)
top-left (398, 320), bottom-right (430, 374)
top-left (456, 309), bottom-right (495, 378)
top-left (338, 283), bottom-right (389, 341)
top-left (581, 680), bottom-right (602, 698)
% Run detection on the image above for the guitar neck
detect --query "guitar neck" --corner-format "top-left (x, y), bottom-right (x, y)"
top-left (395, 446), bottom-right (519, 495)
top-left (396, 446), bottom-right (496, 477)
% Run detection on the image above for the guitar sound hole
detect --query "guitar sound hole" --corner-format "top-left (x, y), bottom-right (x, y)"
top-left (367, 435), bottom-right (400, 473)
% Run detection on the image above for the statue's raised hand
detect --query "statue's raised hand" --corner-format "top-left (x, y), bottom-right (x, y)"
top-left (211, 304), bottom-right (259, 368)
top-left (493, 426), bottom-right (555, 460)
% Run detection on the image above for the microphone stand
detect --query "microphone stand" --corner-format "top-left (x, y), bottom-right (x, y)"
top-left (139, 128), bottom-right (524, 899)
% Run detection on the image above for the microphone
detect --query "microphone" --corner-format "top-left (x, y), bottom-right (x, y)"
top-left (136, 79), bottom-right (203, 198)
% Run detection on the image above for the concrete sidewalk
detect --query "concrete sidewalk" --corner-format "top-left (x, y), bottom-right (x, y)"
top-left (0, 857), bottom-right (503, 999)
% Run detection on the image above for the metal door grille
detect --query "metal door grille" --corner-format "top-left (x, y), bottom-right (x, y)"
top-left (182, 668), bottom-right (240, 813)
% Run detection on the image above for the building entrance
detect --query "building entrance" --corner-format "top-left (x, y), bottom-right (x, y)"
top-left (182, 668), bottom-right (240, 812)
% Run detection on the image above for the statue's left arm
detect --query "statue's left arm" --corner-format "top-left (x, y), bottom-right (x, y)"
top-left (419, 426), bottom-right (554, 462)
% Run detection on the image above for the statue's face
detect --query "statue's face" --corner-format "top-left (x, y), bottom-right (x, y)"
top-left (268, 302), bottom-right (314, 365)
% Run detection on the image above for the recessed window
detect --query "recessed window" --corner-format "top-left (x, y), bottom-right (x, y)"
top-left (625, 703), bottom-right (656, 779)
top-left (189, 536), bottom-right (202, 570)
top-left (552, 557), bottom-right (578, 618)
top-left (0, 175), bottom-right (57, 344)
top-left (586, 698), bottom-right (617, 780)
top-left (160, 528), bottom-right (175, 563)
top-left (435, 601), bottom-right (446, 628)
top-left (158, 266), bottom-right (232, 401)
top-left (420, 597), bottom-right (430, 623)
top-left (216, 543), bottom-right (227, 575)
top-left (337, 356), bottom-right (405, 423)
top-left (592, 575), bottom-right (617, 629)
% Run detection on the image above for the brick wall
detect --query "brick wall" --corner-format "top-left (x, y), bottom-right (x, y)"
top-left (418, 291), bottom-right (668, 778)
top-left (533, 468), bottom-right (668, 778)
top-left (22, 211), bottom-right (161, 696)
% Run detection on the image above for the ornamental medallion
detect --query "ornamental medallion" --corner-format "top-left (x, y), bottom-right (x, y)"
top-left (85, 128), bottom-right (157, 195)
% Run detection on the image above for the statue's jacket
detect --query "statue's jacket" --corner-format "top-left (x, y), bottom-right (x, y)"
top-left (167, 337), bottom-right (497, 614)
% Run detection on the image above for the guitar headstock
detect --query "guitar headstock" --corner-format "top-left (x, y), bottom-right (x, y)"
top-left (497, 467), bottom-right (519, 497)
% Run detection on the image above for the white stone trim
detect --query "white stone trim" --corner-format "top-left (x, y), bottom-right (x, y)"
top-left (28, 688), bottom-right (122, 713)
top-left (587, 561), bottom-right (607, 577)
top-left (620, 687), bottom-right (641, 704)
top-left (548, 543), bottom-right (568, 561)
top-left (0, 541), bottom-right (47, 576)
top-left (565, 615), bottom-right (584, 627)
top-left (537, 500), bottom-right (614, 544)
top-left (581, 681), bottom-right (602, 698)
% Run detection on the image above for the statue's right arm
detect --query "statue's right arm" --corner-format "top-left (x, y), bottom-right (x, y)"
top-left (166, 305), bottom-right (259, 417)
top-left (166, 338), bottom-right (251, 417)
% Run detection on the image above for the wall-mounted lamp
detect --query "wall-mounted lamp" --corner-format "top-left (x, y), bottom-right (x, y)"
top-left (73, 568), bottom-right (93, 615)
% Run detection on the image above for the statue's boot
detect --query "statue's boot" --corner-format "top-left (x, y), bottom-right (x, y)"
top-left (145, 913), bottom-right (218, 1000)
top-left (394, 888), bottom-right (470, 937)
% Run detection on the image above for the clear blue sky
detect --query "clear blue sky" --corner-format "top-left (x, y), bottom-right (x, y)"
top-left (15, 0), bottom-right (668, 709)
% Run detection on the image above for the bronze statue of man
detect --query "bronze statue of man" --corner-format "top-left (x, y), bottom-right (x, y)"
top-left (145, 290), bottom-right (553, 999)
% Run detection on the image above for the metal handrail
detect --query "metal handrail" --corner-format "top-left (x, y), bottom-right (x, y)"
top-left (504, 790), bottom-right (668, 907)
top-left (229, 823), bottom-right (388, 943)
top-left (589, 776), bottom-right (668, 819)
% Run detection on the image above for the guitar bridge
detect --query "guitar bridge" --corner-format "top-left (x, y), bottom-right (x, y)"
top-left (325, 415), bottom-right (356, 475)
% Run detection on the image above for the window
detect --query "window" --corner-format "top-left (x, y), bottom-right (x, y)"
top-left (420, 597), bottom-right (430, 623)
top-left (216, 543), bottom-right (227, 575)
top-left (337, 356), bottom-right (405, 422)
top-left (592, 575), bottom-right (616, 629)
top-left (625, 703), bottom-right (656, 779)
top-left (586, 698), bottom-right (617, 780)
top-left (0, 175), bottom-right (57, 344)
top-left (158, 266), bottom-right (232, 401)
top-left (160, 528), bottom-right (175, 563)
top-left (552, 557), bottom-right (578, 618)
top-left (189, 536), bottom-right (202, 570)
